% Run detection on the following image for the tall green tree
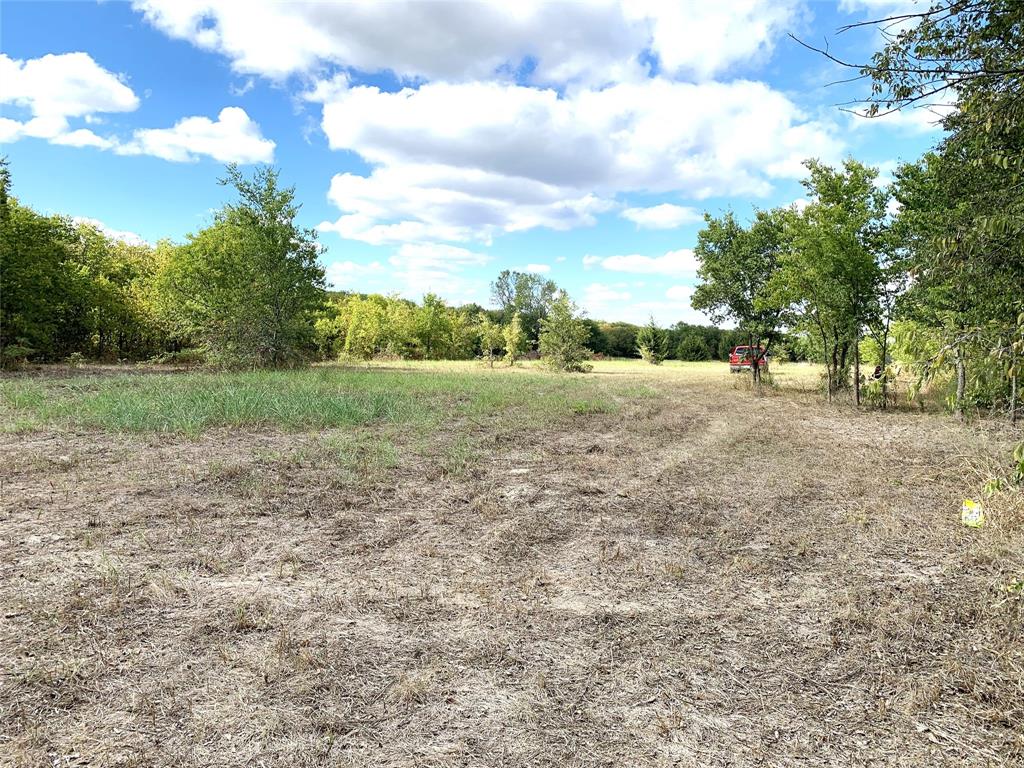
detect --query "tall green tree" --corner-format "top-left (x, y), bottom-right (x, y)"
top-left (156, 165), bottom-right (325, 367)
top-left (636, 317), bottom-right (668, 364)
top-left (691, 208), bottom-right (791, 384)
top-left (843, 2), bottom-right (1024, 418)
top-left (503, 313), bottom-right (527, 366)
top-left (773, 159), bottom-right (890, 401)
top-left (477, 312), bottom-right (504, 367)
top-left (539, 294), bottom-right (593, 372)
top-left (490, 270), bottom-right (559, 346)
top-left (0, 161), bottom-right (76, 363)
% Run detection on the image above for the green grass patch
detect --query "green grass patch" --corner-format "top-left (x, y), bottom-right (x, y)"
top-left (0, 363), bottom-right (654, 435)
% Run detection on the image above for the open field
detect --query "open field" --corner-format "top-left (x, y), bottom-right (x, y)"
top-left (1, 360), bottom-right (1022, 767)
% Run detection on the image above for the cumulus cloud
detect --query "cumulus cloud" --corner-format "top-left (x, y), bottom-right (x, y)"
top-left (0, 52), bottom-right (138, 146)
top-left (848, 103), bottom-right (954, 134)
top-left (315, 78), bottom-right (842, 244)
top-left (72, 216), bottom-right (149, 246)
top-left (133, 0), bottom-right (800, 84)
top-left (127, 1), bottom-right (843, 252)
top-left (117, 107), bottom-right (275, 163)
top-left (387, 243), bottom-right (492, 302)
top-left (0, 52), bottom-right (274, 164)
top-left (621, 203), bottom-right (702, 229)
top-left (318, 160), bottom-right (615, 245)
top-left (585, 249), bottom-right (699, 277)
top-left (324, 259), bottom-right (386, 289)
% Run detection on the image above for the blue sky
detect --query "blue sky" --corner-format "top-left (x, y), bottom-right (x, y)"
top-left (1, 0), bottom-right (943, 325)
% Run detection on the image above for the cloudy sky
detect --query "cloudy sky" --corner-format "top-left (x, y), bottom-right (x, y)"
top-left (1, 1), bottom-right (942, 325)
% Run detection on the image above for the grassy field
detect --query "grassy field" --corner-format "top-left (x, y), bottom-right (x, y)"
top-left (1, 360), bottom-right (1022, 766)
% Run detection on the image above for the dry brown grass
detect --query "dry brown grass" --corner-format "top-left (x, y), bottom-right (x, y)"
top-left (1, 361), bottom-right (1022, 767)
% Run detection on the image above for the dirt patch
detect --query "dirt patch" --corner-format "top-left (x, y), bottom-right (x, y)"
top-left (1, 369), bottom-right (1022, 766)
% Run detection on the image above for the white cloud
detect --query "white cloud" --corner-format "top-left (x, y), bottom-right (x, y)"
top-left (585, 282), bottom-right (632, 305)
top-left (117, 107), bottom-right (275, 163)
top-left (388, 242), bottom-right (492, 303)
top-left (324, 259), bottom-right (385, 289)
top-left (581, 282), bottom-right (713, 326)
top-left (318, 160), bottom-right (615, 245)
top-left (521, 263), bottom-right (551, 274)
top-left (849, 103), bottom-right (954, 134)
top-left (621, 203), bottom-right (702, 229)
top-left (871, 159), bottom-right (899, 187)
top-left (665, 285), bottom-right (696, 303)
top-left (586, 248), bottom-right (699, 276)
top-left (624, 0), bottom-right (801, 81)
top-left (72, 216), bottom-right (148, 246)
top-left (133, 0), bottom-right (800, 84)
top-left (0, 52), bottom-right (274, 165)
top-left (52, 129), bottom-right (115, 149)
top-left (0, 52), bottom-right (138, 147)
top-left (789, 197), bottom-right (811, 212)
top-left (315, 78), bottom-right (842, 244)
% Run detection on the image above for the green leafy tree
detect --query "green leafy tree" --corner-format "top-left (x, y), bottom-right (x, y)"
top-left (156, 165), bottom-right (325, 367)
top-left (447, 308), bottom-right (476, 360)
top-left (774, 159), bottom-right (890, 401)
top-left (636, 317), bottom-right (668, 364)
top-left (477, 312), bottom-right (505, 367)
top-left (810, 1), bottom-right (1024, 419)
top-left (691, 207), bottom-right (792, 384)
top-left (415, 293), bottom-right (454, 359)
top-left (539, 294), bottom-right (593, 372)
top-left (503, 313), bottom-right (527, 366)
top-left (676, 331), bottom-right (712, 361)
top-left (490, 270), bottom-right (559, 346)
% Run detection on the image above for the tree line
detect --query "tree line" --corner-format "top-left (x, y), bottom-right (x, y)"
top-left (692, 0), bottom-right (1022, 429)
top-left (0, 163), bottom-right (748, 371)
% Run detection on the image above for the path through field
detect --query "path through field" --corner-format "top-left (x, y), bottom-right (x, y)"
top-left (2, 363), bottom-right (1022, 766)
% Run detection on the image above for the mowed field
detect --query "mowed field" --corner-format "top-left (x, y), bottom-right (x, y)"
top-left (1, 360), bottom-right (1022, 767)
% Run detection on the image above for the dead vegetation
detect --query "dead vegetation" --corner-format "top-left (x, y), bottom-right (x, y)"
top-left (1, 363), bottom-right (1021, 766)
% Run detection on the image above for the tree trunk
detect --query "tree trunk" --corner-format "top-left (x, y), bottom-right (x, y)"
top-left (829, 341), bottom-right (838, 402)
top-left (838, 341), bottom-right (849, 390)
top-left (854, 333), bottom-right (861, 407)
top-left (955, 348), bottom-right (966, 419)
top-left (1011, 371), bottom-right (1018, 425)
top-left (880, 333), bottom-right (889, 411)
top-left (1011, 346), bottom-right (1018, 425)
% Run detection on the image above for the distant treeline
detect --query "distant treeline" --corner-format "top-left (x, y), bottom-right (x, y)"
top-left (1, 160), bottom-right (745, 368)
top-left (316, 287), bottom-right (767, 363)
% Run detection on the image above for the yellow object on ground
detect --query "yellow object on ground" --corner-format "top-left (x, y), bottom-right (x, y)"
top-left (961, 499), bottom-right (985, 528)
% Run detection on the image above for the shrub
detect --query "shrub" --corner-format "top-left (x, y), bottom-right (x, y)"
top-left (636, 318), bottom-right (668, 364)
top-left (539, 295), bottom-right (593, 372)
top-left (503, 313), bottom-right (527, 366)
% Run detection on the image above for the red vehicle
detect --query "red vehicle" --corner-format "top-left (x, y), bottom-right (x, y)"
top-left (729, 345), bottom-right (768, 373)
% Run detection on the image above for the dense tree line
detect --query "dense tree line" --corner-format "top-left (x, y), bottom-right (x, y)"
top-left (0, 161), bottom-right (174, 365)
top-left (693, 0), bottom-right (1022, 428)
top-left (0, 168), bottom-right (744, 371)
top-left (1, 162), bottom-right (324, 369)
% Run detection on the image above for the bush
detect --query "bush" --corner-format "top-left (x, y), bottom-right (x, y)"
top-left (676, 332), bottom-right (712, 361)
top-left (504, 313), bottom-right (527, 366)
top-left (1, 343), bottom-right (35, 369)
top-left (637, 319), bottom-right (668, 364)
top-left (539, 295), bottom-right (593, 372)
